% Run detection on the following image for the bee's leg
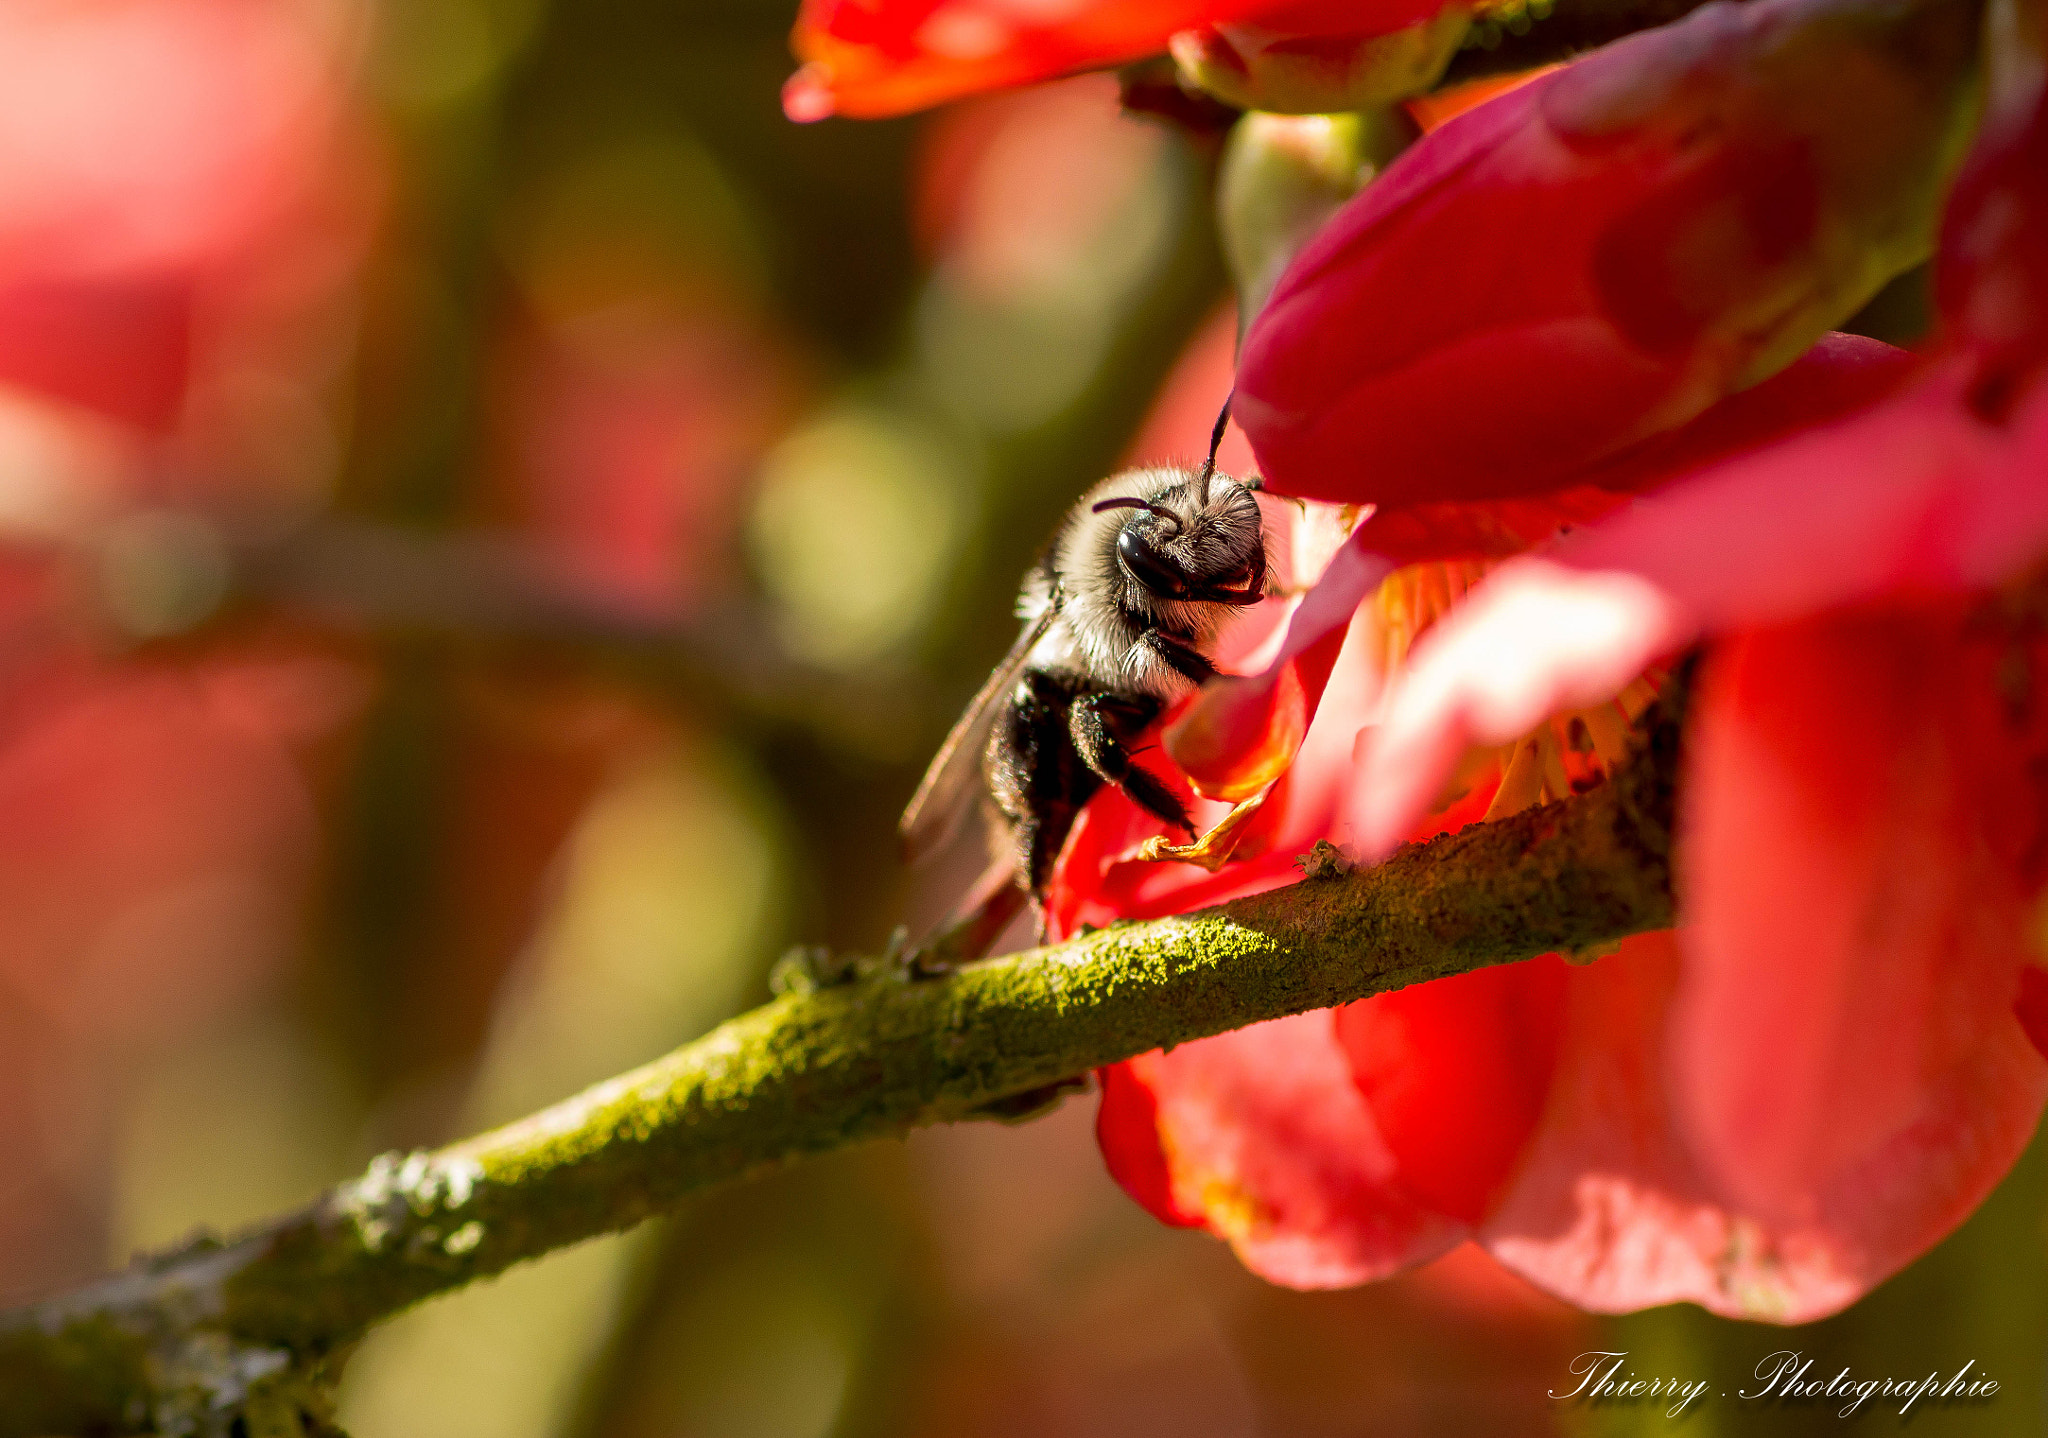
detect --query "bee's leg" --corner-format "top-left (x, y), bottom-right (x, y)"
top-left (1139, 629), bottom-right (1216, 686)
top-left (1068, 694), bottom-right (1193, 836)
top-left (1134, 633), bottom-right (1276, 872)
top-left (1139, 785), bottom-right (1274, 872)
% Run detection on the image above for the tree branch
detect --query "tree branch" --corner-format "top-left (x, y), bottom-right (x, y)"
top-left (225, 517), bottom-right (928, 753)
top-left (0, 701), bottom-right (1681, 1437)
top-left (1441, 0), bottom-right (1719, 84)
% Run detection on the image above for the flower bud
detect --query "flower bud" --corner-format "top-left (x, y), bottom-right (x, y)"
top-left (1217, 109), bottom-right (1417, 328)
top-left (1236, 0), bottom-right (1986, 506)
top-left (1170, 3), bottom-right (1470, 114)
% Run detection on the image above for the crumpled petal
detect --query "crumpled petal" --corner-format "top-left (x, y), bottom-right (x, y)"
top-left (1671, 614), bottom-right (2048, 1229)
top-left (1347, 560), bottom-right (1685, 859)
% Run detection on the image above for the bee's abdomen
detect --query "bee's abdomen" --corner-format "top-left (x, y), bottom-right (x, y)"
top-left (986, 670), bottom-right (1103, 894)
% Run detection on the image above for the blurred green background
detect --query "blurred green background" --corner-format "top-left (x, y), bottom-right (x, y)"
top-left (0, 0), bottom-right (2036, 1434)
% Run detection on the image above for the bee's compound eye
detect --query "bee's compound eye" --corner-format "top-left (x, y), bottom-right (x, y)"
top-left (1117, 526), bottom-right (1190, 598)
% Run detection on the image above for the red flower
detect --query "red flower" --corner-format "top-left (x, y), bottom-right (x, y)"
top-left (1330, 79), bottom-right (2048, 1275)
top-left (1064, 0), bottom-right (2048, 1320)
top-left (1234, 0), bottom-right (1981, 508)
top-left (783, 0), bottom-right (1459, 120)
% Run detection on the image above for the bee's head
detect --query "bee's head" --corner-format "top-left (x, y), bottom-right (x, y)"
top-left (1091, 474), bottom-right (1265, 607)
top-left (1073, 395), bottom-right (1264, 616)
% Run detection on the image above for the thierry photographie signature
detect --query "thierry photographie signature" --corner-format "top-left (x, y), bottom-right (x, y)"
top-left (1551, 1350), bottom-right (2000, 1420)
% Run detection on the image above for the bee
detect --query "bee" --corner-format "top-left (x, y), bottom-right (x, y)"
top-left (901, 403), bottom-right (1268, 908)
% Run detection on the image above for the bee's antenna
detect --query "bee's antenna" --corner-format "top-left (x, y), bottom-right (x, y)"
top-left (1195, 394), bottom-right (1232, 508)
top-left (1092, 497), bottom-right (1181, 525)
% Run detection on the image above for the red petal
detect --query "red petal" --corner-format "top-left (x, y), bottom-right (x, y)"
top-left (1097, 1059), bottom-right (1205, 1226)
top-left (1337, 957), bottom-right (1570, 1224)
top-left (786, 0), bottom-right (1453, 120)
top-left (1478, 619), bottom-right (2048, 1324)
top-left (2019, 968), bottom-right (2048, 1062)
top-left (1571, 332), bottom-right (1914, 495)
top-left (1548, 358), bottom-right (2048, 625)
top-left (1671, 615), bottom-right (2048, 1230)
top-left (1355, 486), bottom-right (1629, 565)
top-left (1096, 1015), bottom-right (1470, 1286)
top-left (1478, 934), bottom-right (1886, 1321)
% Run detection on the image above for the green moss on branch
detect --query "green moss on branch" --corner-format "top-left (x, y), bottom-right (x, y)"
top-left (0, 705), bottom-right (1678, 1436)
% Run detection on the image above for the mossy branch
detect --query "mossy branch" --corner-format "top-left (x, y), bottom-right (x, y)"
top-left (0, 704), bottom-right (1681, 1437)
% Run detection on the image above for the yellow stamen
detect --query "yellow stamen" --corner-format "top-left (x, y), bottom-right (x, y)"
top-left (1539, 730), bottom-right (1574, 804)
top-left (1577, 703), bottom-right (1635, 768)
top-left (1367, 558), bottom-right (1490, 673)
top-left (1483, 735), bottom-right (1547, 820)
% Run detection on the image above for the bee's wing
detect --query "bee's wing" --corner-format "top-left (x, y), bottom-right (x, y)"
top-left (899, 606), bottom-right (1054, 864)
